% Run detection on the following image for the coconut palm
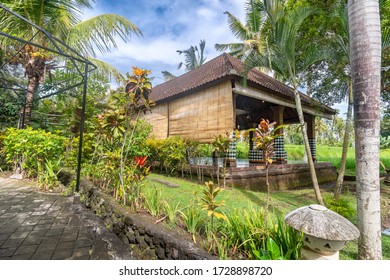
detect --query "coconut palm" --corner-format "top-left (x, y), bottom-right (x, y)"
top-left (348, 0), bottom-right (382, 260)
top-left (161, 39), bottom-right (207, 81)
top-left (328, 2), bottom-right (354, 200)
top-left (306, 0), bottom-right (390, 200)
top-left (177, 39), bottom-right (207, 71)
top-left (245, 0), bottom-right (328, 205)
top-left (0, 0), bottom-right (141, 127)
top-left (215, 0), bottom-right (266, 62)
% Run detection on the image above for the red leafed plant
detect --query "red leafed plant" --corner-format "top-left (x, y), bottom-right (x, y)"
top-left (252, 118), bottom-right (283, 225)
top-left (134, 155), bottom-right (148, 168)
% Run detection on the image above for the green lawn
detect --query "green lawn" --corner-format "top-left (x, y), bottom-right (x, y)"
top-left (285, 145), bottom-right (390, 175)
top-left (143, 173), bottom-right (390, 260)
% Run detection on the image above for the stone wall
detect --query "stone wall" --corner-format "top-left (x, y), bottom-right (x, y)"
top-left (77, 178), bottom-right (215, 260)
top-left (186, 162), bottom-right (337, 191)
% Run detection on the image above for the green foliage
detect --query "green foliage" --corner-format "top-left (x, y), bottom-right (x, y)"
top-left (160, 136), bottom-right (187, 174)
top-left (268, 215), bottom-right (303, 260)
top-left (3, 127), bottom-right (66, 178)
top-left (381, 135), bottom-right (390, 149)
top-left (179, 204), bottom-right (204, 243)
top-left (220, 208), bottom-right (266, 259)
top-left (0, 91), bottom-right (22, 129)
top-left (211, 133), bottom-right (231, 157)
top-left (0, 132), bottom-right (9, 170)
top-left (78, 67), bottom-right (154, 208)
top-left (211, 133), bottom-right (232, 187)
top-left (177, 39), bottom-right (207, 71)
top-left (146, 136), bottom-right (187, 175)
top-left (143, 187), bottom-right (162, 217)
top-left (37, 158), bottom-right (62, 191)
top-left (252, 119), bottom-right (283, 225)
top-left (255, 237), bottom-right (286, 260)
top-left (285, 144), bottom-right (390, 174)
top-left (324, 194), bottom-right (356, 220)
top-left (162, 201), bottom-right (181, 228)
top-left (236, 141), bottom-right (249, 158)
top-left (200, 181), bottom-right (227, 222)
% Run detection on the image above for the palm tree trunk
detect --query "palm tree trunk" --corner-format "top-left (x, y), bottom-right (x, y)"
top-left (334, 83), bottom-right (353, 200)
top-left (348, 0), bottom-right (382, 260)
top-left (19, 76), bottom-right (39, 128)
top-left (293, 87), bottom-right (324, 205)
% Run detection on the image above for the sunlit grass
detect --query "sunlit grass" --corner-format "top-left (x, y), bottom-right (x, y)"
top-left (142, 173), bottom-right (390, 260)
top-left (285, 145), bottom-right (390, 175)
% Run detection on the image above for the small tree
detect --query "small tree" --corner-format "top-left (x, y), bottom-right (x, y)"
top-left (199, 181), bottom-right (226, 232)
top-left (252, 119), bottom-right (282, 225)
top-left (97, 67), bottom-right (155, 208)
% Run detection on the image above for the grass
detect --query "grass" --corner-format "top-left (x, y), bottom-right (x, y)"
top-left (285, 145), bottom-right (390, 175)
top-left (143, 173), bottom-right (390, 260)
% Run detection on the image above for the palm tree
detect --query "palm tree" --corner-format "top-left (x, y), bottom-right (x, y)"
top-left (161, 40), bottom-right (207, 81)
top-left (246, 0), bottom-right (326, 205)
top-left (177, 39), bottom-right (206, 71)
top-left (348, 0), bottom-right (382, 260)
top-left (215, 0), bottom-right (266, 62)
top-left (330, 2), bottom-right (354, 200)
top-left (0, 0), bottom-right (141, 127)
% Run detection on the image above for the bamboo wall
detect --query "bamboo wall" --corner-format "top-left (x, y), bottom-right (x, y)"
top-left (142, 102), bottom-right (168, 139)
top-left (143, 81), bottom-right (234, 142)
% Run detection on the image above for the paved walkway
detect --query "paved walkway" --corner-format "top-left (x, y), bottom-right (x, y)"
top-left (0, 177), bottom-right (132, 260)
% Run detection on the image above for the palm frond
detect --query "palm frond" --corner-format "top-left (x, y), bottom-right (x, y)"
top-left (87, 57), bottom-right (124, 83)
top-left (67, 14), bottom-right (142, 57)
top-left (383, 27), bottom-right (390, 50)
top-left (177, 40), bottom-right (206, 71)
top-left (161, 70), bottom-right (176, 82)
top-left (225, 11), bottom-right (251, 41)
top-left (246, 0), bottom-right (265, 35)
top-left (289, 6), bottom-right (317, 33)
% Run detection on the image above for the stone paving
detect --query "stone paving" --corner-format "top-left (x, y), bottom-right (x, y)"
top-left (0, 177), bottom-right (132, 260)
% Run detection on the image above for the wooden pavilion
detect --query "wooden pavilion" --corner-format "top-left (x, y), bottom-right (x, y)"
top-left (143, 53), bottom-right (338, 190)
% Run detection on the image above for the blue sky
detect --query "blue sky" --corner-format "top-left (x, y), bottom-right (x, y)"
top-left (83, 0), bottom-right (347, 115)
top-left (84, 0), bottom-right (245, 86)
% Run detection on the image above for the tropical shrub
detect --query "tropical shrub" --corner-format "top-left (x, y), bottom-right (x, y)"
top-left (146, 136), bottom-right (187, 175)
top-left (236, 141), bottom-right (249, 158)
top-left (199, 181), bottom-right (226, 230)
top-left (198, 143), bottom-right (213, 157)
top-left (0, 132), bottom-right (9, 171)
top-left (268, 216), bottom-right (303, 260)
top-left (3, 127), bottom-right (66, 178)
top-left (160, 136), bottom-right (187, 175)
top-left (381, 135), bottom-right (390, 149)
top-left (220, 208), bottom-right (266, 259)
top-left (324, 194), bottom-right (356, 220)
top-left (179, 204), bottom-right (204, 243)
top-left (143, 187), bottom-right (163, 216)
top-left (78, 67), bottom-right (154, 208)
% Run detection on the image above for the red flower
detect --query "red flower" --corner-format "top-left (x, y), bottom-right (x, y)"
top-left (134, 156), bottom-right (148, 167)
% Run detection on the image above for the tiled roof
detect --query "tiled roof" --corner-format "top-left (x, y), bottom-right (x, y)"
top-left (150, 53), bottom-right (336, 115)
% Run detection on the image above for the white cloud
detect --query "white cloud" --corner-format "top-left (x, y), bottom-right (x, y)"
top-left (85, 0), bottom-right (246, 85)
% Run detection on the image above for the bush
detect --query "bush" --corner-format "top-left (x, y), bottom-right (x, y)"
top-left (0, 132), bottom-right (9, 171)
top-left (146, 136), bottom-right (187, 175)
top-left (236, 141), bottom-right (249, 159)
top-left (324, 194), bottom-right (356, 221)
top-left (3, 127), bottom-right (66, 178)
